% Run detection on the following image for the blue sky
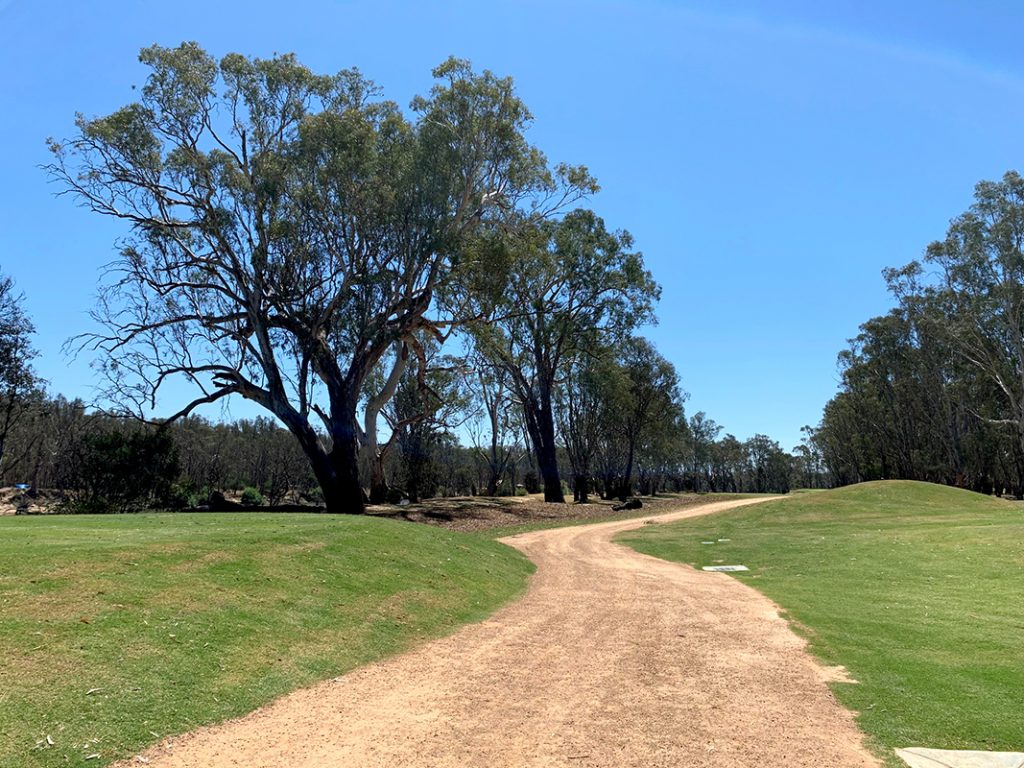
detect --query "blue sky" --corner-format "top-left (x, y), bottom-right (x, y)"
top-left (1, 0), bottom-right (1022, 451)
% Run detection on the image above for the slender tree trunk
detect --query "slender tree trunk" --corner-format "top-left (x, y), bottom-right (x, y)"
top-left (509, 456), bottom-right (519, 495)
top-left (619, 441), bottom-right (636, 501)
top-left (407, 459), bottom-right (421, 504)
top-left (517, 389), bottom-right (565, 503)
top-left (538, 445), bottom-right (563, 502)
top-left (485, 471), bottom-right (499, 497)
top-left (538, 385), bottom-right (565, 503)
top-left (1015, 426), bottom-right (1024, 499)
top-left (575, 473), bottom-right (590, 503)
top-left (363, 342), bottom-right (408, 506)
top-left (368, 459), bottom-right (389, 504)
top-left (483, 377), bottom-right (505, 497)
top-left (533, 409), bottom-right (564, 503)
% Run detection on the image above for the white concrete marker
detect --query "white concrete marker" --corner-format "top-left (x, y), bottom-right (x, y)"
top-left (897, 748), bottom-right (1024, 768)
top-left (702, 565), bottom-right (749, 572)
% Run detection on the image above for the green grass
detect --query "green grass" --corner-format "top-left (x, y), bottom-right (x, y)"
top-left (0, 513), bottom-right (533, 767)
top-left (618, 480), bottom-right (1024, 764)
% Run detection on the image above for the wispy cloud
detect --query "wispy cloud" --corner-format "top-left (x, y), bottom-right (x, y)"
top-left (595, 0), bottom-right (1024, 95)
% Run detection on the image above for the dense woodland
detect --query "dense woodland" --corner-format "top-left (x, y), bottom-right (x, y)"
top-left (811, 172), bottom-right (1024, 496)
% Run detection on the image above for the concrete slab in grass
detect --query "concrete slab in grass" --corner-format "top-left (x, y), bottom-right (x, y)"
top-left (897, 748), bottom-right (1024, 768)
top-left (702, 565), bottom-right (749, 572)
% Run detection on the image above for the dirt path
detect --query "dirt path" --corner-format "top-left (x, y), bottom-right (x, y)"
top-left (122, 498), bottom-right (880, 767)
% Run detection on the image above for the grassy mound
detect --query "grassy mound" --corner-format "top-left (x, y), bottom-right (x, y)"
top-left (618, 481), bottom-right (1024, 764)
top-left (0, 513), bottom-right (533, 767)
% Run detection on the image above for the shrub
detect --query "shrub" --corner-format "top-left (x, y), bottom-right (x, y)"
top-left (65, 429), bottom-right (180, 513)
top-left (240, 486), bottom-right (265, 506)
top-left (166, 482), bottom-right (196, 510)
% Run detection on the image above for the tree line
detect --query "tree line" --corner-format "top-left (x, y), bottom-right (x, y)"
top-left (810, 171), bottom-right (1024, 496)
top-left (0, 334), bottom-right (802, 511)
top-left (1, 45), bottom-right (804, 512)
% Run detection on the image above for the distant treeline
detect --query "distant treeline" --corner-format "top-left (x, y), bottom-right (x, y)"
top-left (0, 391), bottom-right (813, 512)
top-left (810, 171), bottom-right (1024, 496)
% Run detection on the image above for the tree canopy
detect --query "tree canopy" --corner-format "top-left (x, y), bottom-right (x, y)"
top-left (813, 171), bottom-right (1024, 494)
top-left (468, 209), bottom-right (658, 501)
top-left (49, 44), bottom-right (593, 512)
top-left (0, 269), bottom-right (41, 478)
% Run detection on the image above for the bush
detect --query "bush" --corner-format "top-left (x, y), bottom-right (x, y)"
top-left (65, 429), bottom-right (180, 513)
top-left (240, 486), bottom-right (265, 506)
top-left (166, 482), bottom-right (199, 510)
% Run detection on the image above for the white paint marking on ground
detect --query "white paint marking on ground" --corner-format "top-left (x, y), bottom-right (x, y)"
top-left (896, 747), bottom-right (1024, 768)
top-left (702, 565), bottom-right (749, 572)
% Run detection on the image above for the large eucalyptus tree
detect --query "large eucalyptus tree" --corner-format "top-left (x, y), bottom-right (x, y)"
top-left (471, 211), bottom-right (659, 502)
top-left (48, 43), bottom-right (591, 512)
top-left (922, 172), bottom-right (1024, 463)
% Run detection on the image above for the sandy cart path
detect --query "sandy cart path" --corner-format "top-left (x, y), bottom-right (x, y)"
top-left (121, 497), bottom-right (880, 767)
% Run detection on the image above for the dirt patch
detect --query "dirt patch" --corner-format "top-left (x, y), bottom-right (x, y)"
top-left (115, 498), bottom-right (880, 768)
top-left (0, 486), bottom-right (64, 516)
top-left (367, 493), bottom-right (704, 533)
top-left (0, 488), bottom-right (698, 526)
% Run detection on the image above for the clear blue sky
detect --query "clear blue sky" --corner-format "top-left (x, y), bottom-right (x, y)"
top-left (2, 0), bottom-right (1022, 451)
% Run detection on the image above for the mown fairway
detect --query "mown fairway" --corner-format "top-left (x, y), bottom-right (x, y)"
top-left (0, 513), bottom-right (533, 767)
top-left (618, 481), bottom-right (1024, 765)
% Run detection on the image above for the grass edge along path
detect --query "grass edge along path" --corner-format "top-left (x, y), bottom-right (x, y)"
top-left (0, 512), bottom-right (534, 768)
top-left (617, 481), bottom-right (1024, 767)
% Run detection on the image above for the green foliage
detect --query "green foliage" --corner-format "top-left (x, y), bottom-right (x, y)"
top-left (0, 269), bottom-right (42, 478)
top-left (0, 402), bottom-right (321, 506)
top-left (65, 430), bottom-right (179, 514)
top-left (620, 481), bottom-right (1024, 763)
top-left (0, 513), bottom-right (533, 767)
top-left (468, 211), bottom-right (661, 501)
top-left (239, 486), bottom-right (264, 506)
top-left (815, 170), bottom-right (1024, 495)
top-left (49, 43), bottom-right (592, 513)
top-left (744, 433), bottom-right (791, 494)
top-left (165, 482), bottom-right (200, 510)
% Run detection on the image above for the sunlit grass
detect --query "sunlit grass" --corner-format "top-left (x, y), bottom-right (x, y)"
top-left (0, 513), bottom-right (533, 767)
top-left (618, 481), bottom-right (1024, 765)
